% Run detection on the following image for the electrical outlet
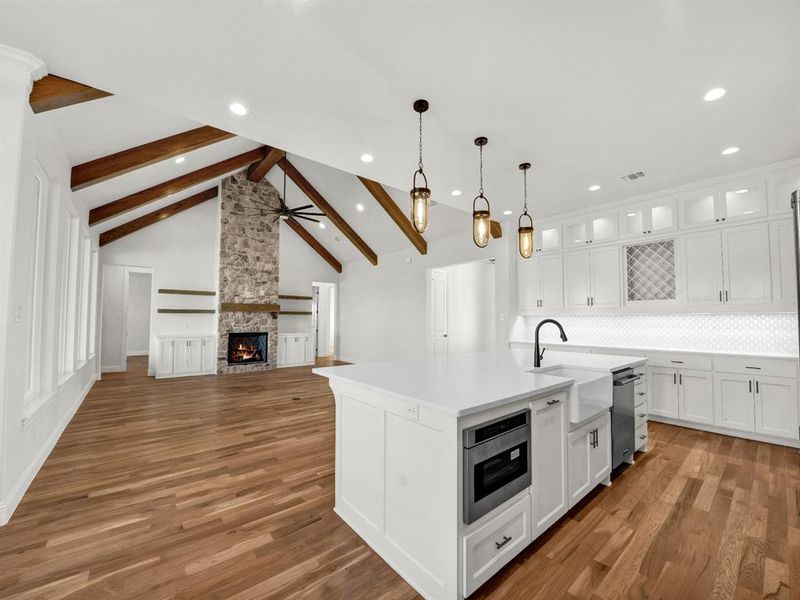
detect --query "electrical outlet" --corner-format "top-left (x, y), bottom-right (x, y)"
top-left (405, 403), bottom-right (419, 421)
top-left (14, 305), bottom-right (23, 322)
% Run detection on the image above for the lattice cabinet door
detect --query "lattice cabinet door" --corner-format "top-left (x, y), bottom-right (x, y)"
top-left (625, 239), bottom-right (677, 304)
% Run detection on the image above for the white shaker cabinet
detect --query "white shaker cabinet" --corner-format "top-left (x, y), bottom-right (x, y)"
top-left (619, 199), bottom-right (677, 239)
top-left (517, 255), bottom-right (563, 313)
top-left (721, 224), bottom-right (772, 305)
top-left (563, 251), bottom-right (591, 309)
top-left (277, 333), bottom-right (315, 367)
top-left (516, 258), bottom-right (541, 313)
top-left (568, 412), bottom-right (612, 509)
top-left (754, 376), bottom-right (799, 439)
top-left (530, 395), bottom-right (568, 539)
top-left (770, 219), bottom-right (798, 304)
top-left (173, 338), bottom-right (202, 374)
top-left (156, 335), bottom-right (216, 379)
top-left (682, 232), bottom-right (724, 305)
top-left (648, 367), bottom-right (679, 418)
top-left (201, 338), bottom-right (217, 373)
top-left (156, 338), bottom-right (175, 376)
top-left (713, 373), bottom-right (755, 432)
top-left (677, 370), bottom-right (714, 425)
top-left (563, 248), bottom-right (620, 309)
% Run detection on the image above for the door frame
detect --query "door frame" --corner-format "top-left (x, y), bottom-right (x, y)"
top-left (312, 281), bottom-right (337, 359)
top-left (429, 268), bottom-right (448, 357)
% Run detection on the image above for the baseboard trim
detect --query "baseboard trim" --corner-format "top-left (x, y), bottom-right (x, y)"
top-left (0, 375), bottom-right (96, 526)
top-left (126, 351), bottom-right (148, 357)
top-left (648, 415), bottom-right (800, 448)
top-left (101, 365), bottom-right (125, 373)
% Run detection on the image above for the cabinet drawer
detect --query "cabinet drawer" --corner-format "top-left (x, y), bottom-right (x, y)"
top-left (635, 405), bottom-right (648, 429)
top-left (463, 493), bottom-right (531, 597)
top-left (713, 356), bottom-right (798, 379)
top-left (634, 387), bottom-right (648, 408)
top-left (646, 352), bottom-right (712, 371)
top-left (635, 423), bottom-right (649, 449)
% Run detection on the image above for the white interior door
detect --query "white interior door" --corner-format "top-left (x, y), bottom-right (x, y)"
top-left (314, 282), bottom-right (336, 358)
top-left (431, 269), bottom-right (447, 356)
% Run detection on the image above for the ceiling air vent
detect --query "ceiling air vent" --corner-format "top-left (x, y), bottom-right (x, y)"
top-left (620, 171), bottom-right (646, 181)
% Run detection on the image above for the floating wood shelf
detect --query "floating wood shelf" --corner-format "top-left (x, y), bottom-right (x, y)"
top-left (220, 302), bottom-right (280, 313)
top-left (278, 294), bottom-right (313, 301)
top-left (157, 309), bottom-right (216, 314)
top-left (159, 288), bottom-right (216, 296)
top-left (279, 310), bottom-right (312, 316)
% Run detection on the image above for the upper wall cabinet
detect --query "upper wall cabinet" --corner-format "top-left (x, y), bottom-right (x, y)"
top-left (770, 219), bottom-right (798, 304)
top-left (563, 213), bottom-right (618, 249)
top-left (619, 198), bottom-right (677, 239)
top-left (563, 247), bottom-right (620, 309)
top-left (534, 223), bottom-right (562, 253)
top-left (768, 170), bottom-right (800, 215)
top-left (679, 181), bottom-right (767, 229)
top-left (517, 255), bottom-right (563, 313)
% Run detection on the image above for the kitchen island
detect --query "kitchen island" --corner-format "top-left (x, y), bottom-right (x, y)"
top-left (314, 348), bottom-right (646, 599)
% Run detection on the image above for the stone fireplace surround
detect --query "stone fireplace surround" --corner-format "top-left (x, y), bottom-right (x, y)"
top-left (216, 172), bottom-right (281, 374)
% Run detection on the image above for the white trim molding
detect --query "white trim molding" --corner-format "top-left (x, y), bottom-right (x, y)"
top-left (0, 44), bottom-right (47, 88)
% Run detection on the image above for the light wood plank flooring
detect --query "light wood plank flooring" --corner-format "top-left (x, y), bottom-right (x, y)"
top-left (1, 357), bottom-right (798, 599)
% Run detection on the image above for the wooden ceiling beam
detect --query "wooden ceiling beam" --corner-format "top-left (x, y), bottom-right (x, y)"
top-left (98, 187), bottom-right (218, 247)
top-left (490, 220), bottom-right (502, 239)
top-left (247, 146), bottom-right (284, 182)
top-left (284, 217), bottom-right (343, 273)
top-left (279, 157), bottom-right (378, 265)
top-left (357, 176), bottom-right (427, 255)
top-left (29, 74), bottom-right (112, 113)
top-left (89, 146), bottom-right (267, 226)
top-left (71, 126), bottom-right (235, 191)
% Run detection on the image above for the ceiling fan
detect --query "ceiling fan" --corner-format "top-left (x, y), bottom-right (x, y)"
top-left (272, 152), bottom-right (326, 223)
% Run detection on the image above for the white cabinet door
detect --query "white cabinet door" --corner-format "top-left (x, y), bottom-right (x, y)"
top-left (713, 374), bottom-right (755, 432)
top-left (563, 251), bottom-right (591, 309)
top-left (648, 199), bottom-right (678, 235)
top-left (682, 232), bottom-right (723, 305)
top-left (564, 219), bottom-right (589, 248)
top-left (186, 339), bottom-right (202, 373)
top-left (590, 213), bottom-right (618, 244)
top-left (304, 335), bottom-right (316, 363)
top-left (722, 224), bottom-right (772, 305)
top-left (539, 254), bottom-right (563, 309)
top-left (172, 340), bottom-right (189, 374)
top-left (590, 247), bottom-right (620, 308)
top-left (755, 376), bottom-right (799, 440)
top-left (590, 413), bottom-right (612, 485)
top-left (201, 338), bottom-right (217, 373)
top-left (287, 336), bottom-right (301, 365)
top-left (531, 396), bottom-right (567, 538)
top-left (679, 190), bottom-right (718, 229)
top-left (648, 368), bottom-right (678, 417)
top-left (537, 224), bottom-right (561, 253)
top-left (678, 370), bottom-right (714, 424)
top-left (516, 258), bottom-right (541, 313)
top-left (721, 182), bottom-right (768, 223)
top-left (277, 335), bottom-right (287, 366)
top-left (770, 219), bottom-right (798, 304)
top-left (156, 339), bottom-right (174, 376)
top-left (567, 424), bottom-right (592, 508)
top-left (768, 170), bottom-right (800, 215)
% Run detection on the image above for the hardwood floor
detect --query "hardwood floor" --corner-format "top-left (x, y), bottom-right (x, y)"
top-left (1, 357), bottom-right (798, 599)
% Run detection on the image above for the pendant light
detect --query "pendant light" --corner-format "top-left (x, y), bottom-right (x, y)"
top-left (472, 136), bottom-right (491, 248)
top-left (518, 162), bottom-right (534, 258)
top-left (410, 99), bottom-right (431, 233)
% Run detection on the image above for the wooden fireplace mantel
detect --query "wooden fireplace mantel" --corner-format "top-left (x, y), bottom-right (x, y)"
top-left (219, 302), bottom-right (280, 313)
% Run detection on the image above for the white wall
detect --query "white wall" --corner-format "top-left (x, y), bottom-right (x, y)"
top-left (338, 226), bottom-right (514, 363)
top-left (126, 273), bottom-right (152, 355)
top-left (441, 259), bottom-right (496, 356)
top-left (100, 200), bottom-right (220, 375)
top-left (1, 47), bottom-right (101, 525)
top-left (278, 219), bottom-right (340, 334)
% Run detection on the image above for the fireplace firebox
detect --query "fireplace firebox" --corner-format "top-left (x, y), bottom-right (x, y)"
top-left (227, 332), bottom-right (268, 365)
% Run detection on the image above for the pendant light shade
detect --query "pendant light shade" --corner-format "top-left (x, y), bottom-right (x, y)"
top-left (410, 99), bottom-right (431, 233)
top-left (518, 162), bottom-right (534, 258)
top-left (472, 136), bottom-right (491, 248)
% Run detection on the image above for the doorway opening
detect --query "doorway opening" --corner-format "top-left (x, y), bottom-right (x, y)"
top-left (101, 265), bottom-right (153, 375)
top-left (428, 258), bottom-right (496, 357)
top-left (312, 281), bottom-right (337, 366)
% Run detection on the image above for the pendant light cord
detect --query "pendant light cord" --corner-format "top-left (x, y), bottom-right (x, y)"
top-left (479, 144), bottom-right (484, 196)
top-left (523, 167), bottom-right (528, 214)
top-left (418, 111), bottom-right (424, 171)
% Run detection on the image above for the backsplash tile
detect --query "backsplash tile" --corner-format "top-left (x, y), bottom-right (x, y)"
top-left (520, 313), bottom-right (798, 356)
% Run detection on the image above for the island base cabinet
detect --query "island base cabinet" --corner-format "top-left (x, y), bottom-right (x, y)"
top-left (462, 493), bottom-right (531, 597)
top-left (568, 412), bottom-right (611, 509)
top-left (530, 394), bottom-right (568, 540)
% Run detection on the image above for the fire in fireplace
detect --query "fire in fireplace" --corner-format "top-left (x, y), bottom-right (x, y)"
top-left (227, 332), bottom-right (268, 365)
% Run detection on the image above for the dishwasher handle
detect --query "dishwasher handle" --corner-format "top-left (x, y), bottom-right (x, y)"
top-left (613, 374), bottom-right (641, 386)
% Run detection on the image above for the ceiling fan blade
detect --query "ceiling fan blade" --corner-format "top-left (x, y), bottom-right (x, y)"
top-left (294, 211), bottom-right (326, 217)
top-left (289, 204), bottom-right (314, 212)
top-left (293, 215), bottom-right (321, 223)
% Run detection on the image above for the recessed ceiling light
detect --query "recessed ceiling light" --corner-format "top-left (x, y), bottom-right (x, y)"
top-left (360, 153), bottom-right (374, 163)
top-left (503, 210), bottom-right (513, 216)
top-left (626, 212), bottom-right (637, 217)
top-left (735, 188), bottom-right (749, 194)
top-left (450, 189), bottom-right (462, 196)
top-left (703, 88), bottom-right (727, 102)
top-left (721, 146), bottom-right (740, 155)
top-left (228, 102), bottom-right (248, 116)
top-left (355, 203), bottom-right (365, 212)
top-left (588, 185), bottom-right (601, 191)
top-left (319, 222), bottom-right (326, 229)
top-left (174, 156), bottom-right (185, 164)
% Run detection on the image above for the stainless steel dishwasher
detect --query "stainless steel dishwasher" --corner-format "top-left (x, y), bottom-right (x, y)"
top-left (611, 368), bottom-right (640, 469)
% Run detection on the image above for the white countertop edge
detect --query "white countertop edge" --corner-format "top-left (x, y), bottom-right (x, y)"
top-left (313, 369), bottom-right (575, 418)
top-left (509, 339), bottom-right (799, 361)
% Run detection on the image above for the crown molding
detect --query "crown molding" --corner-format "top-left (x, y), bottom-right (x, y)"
top-left (0, 44), bottom-right (47, 90)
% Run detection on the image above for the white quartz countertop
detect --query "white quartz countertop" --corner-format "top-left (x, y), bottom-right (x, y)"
top-left (313, 349), bottom-right (573, 417)
top-left (313, 349), bottom-right (648, 418)
top-left (534, 350), bottom-right (648, 372)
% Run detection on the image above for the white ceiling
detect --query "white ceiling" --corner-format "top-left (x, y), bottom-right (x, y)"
top-left (3, 1), bottom-right (799, 221)
top-left (40, 95), bottom-right (470, 260)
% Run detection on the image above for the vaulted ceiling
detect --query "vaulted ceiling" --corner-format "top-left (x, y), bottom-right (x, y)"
top-left (3, 1), bottom-right (798, 220)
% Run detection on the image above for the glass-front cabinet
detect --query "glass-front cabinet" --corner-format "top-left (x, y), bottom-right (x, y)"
top-left (563, 212), bottom-right (618, 248)
top-left (678, 189), bottom-right (718, 229)
top-left (534, 223), bottom-right (561, 253)
top-left (620, 198), bottom-right (677, 239)
top-left (679, 180), bottom-right (767, 229)
top-left (721, 182), bottom-right (767, 222)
